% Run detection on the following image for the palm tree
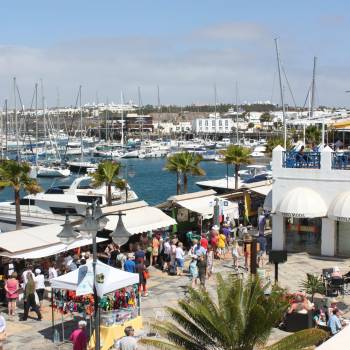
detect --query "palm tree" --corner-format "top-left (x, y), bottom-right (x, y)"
top-left (164, 152), bottom-right (206, 194)
top-left (178, 152), bottom-right (205, 194)
top-left (91, 160), bottom-right (125, 206)
top-left (266, 137), bottom-right (292, 155)
top-left (305, 125), bottom-right (321, 144)
top-left (140, 274), bottom-right (327, 350)
top-left (220, 145), bottom-right (251, 190)
top-left (300, 273), bottom-right (325, 302)
top-left (0, 160), bottom-right (41, 229)
top-left (164, 153), bottom-right (183, 195)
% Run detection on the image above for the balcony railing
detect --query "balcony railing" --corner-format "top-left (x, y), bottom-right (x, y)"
top-left (332, 152), bottom-right (350, 170)
top-left (282, 151), bottom-right (321, 169)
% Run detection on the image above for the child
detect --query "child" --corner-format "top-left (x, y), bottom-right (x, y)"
top-left (206, 245), bottom-right (214, 278)
top-left (189, 256), bottom-right (198, 288)
top-left (231, 240), bottom-right (240, 270)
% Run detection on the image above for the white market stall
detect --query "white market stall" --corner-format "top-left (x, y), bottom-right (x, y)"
top-left (50, 260), bottom-right (141, 350)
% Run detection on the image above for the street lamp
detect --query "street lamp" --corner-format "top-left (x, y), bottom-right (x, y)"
top-left (56, 202), bottom-right (130, 350)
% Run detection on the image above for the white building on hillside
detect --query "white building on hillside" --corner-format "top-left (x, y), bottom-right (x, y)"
top-left (269, 145), bottom-right (350, 257)
top-left (192, 117), bottom-right (234, 134)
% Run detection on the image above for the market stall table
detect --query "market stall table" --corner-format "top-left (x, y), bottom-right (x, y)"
top-left (50, 260), bottom-right (141, 348)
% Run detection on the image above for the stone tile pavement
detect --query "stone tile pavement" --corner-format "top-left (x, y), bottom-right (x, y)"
top-left (2, 252), bottom-right (350, 349)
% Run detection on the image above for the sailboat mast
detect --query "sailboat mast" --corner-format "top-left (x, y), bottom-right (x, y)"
top-left (235, 82), bottom-right (239, 145)
top-left (13, 77), bottom-right (19, 160)
top-left (79, 85), bottom-right (83, 160)
top-left (5, 99), bottom-right (8, 156)
top-left (120, 91), bottom-right (124, 146)
top-left (274, 38), bottom-right (286, 149)
top-left (310, 56), bottom-right (317, 120)
top-left (214, 83), bottom-right (217, 141)
top-left (35, 83), bottom-right (38, 164)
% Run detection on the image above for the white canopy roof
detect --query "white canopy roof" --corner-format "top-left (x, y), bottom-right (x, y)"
top-left (50, 260), bottom-right (139, 297)
top-left (317, 324), bottom-right (350, 349)
top-left (328, 191), bottom-right (350, 222)
top-left (0, 236), bottom-right (107, 259)
top-left (103, 201), bottom-right (176, 233)
top-left (175, 195), bottom-right (239, 220)
top-left (276, 187), bottom-right (327, 218)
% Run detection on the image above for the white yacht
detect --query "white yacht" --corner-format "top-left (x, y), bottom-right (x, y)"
top-left (37, 165), bottom-right (71, 178)
top-left (250, 145), bottom-right (267, 158)
top-left (0, 176), bottom-right (138, 231)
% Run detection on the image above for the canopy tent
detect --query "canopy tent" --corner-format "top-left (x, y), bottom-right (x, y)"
top-left (276, 187), bottom-right (327, 218)
top-left (317, 324), bottom-right (350, 349)
top-left (328, 191), bottom-right (350, 222)
top-left (0, 224), bottom-right (107, 259)
top-left (332, 119), bottom-right (350, 130)
top-left (249, 185), bottom-right (272, 212)
top-left (174, 195), bottom-right (239, 220)
top-left (50, 260), bottom-right (139, 297)
top-left (103, 201), bottom-right (177, 233)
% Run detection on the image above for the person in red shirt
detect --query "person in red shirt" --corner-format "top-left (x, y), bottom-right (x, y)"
top-left (200, 234), bottom-right (208, 250)
top-left (69, 320), bottom-right (87, 350)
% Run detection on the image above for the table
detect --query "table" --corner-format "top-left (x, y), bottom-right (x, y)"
top-left (89, 316), bottom-right (143, 350)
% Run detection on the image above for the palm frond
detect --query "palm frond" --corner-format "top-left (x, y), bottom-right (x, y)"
top-left (265, 328), bottom-right (328, 350)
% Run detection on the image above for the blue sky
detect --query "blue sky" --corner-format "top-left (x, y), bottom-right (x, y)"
top-left (1, 0), bottom-right (350, 107)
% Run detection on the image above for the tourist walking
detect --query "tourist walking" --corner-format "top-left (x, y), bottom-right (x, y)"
top-left (231, 240), bottom-right (240, 270)
top-left (197, 255), bottom-right (207, 289)
top-left (189, 256), bottom-right (198, 288)
top-left (152, 235), bottom-right (160, 266)
top-left (175, 242), bottom-right (185, 276)
top-left (162, 238), bottom-right (171, 272)
top-left (34, 268), bottom-right (45, 308)
top-left (4, 272), bottom-right (19, 316)
top-left (136, 260), bottom-right (148, 297)
top-left (114, 326), bottom-right (138, 349)
top-left (124, 254), bottom-right (136, 273)
top-left (69, 320), bottom-right (88, 350)
top-left (21, 264), bottom-right (34, 288)
top-left (48, 263), bottom-right (58, 280)
top-left (217, 231), bottom-right (226, 259)
top-left (206, 245), bottom-right (214, 278)
top-left (21, 273), bottom-right (42, 321)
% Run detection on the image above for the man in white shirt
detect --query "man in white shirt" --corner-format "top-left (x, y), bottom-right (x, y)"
top-left (115, 326), bottom-right (137, 350)
top-left (21, 265), bottom-right (35, 288)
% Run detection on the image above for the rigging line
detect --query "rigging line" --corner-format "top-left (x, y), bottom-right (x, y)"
top-left (270, 69), bottom-right (277, 104)
top-left (63, 86), bottom-right (81, 160)
top-left (282, 66), bottom-right (297, 109)
top-left (302, 83), bottom-right (312, 110)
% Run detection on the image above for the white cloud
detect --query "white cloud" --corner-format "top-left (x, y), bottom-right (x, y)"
top-left (0, 22), bottom-right (348, 107)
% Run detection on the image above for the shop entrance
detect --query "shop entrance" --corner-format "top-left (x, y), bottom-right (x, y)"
top-left (285, 217), bottom-right (321, 255)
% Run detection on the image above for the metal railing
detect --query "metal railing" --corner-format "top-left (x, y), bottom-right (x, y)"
top-left (332, 152), bottom-right (350, 170)
top-left (282, 151), bottom-right (321, 169)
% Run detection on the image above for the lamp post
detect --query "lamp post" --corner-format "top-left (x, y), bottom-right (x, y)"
top-left (57, 202), bottom-right (131, 350)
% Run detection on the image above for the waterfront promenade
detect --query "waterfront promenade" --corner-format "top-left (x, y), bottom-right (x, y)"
top-left (2, 252), bottom-right (350, 349)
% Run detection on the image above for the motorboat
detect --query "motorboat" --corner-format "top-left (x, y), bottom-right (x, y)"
top-left (250, 145), bottom-right (267, 158)
top-left (0, 175), bottom-right (138, 230)
top-left (67, 161), bottom-right (98, 173)
top-left (238, 164), bottom-right (271, 180)
top-left (37, 165), bottom-right (71, 178)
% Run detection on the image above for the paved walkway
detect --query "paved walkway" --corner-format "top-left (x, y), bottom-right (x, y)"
top-left (2, 252), bottom-right (350, 349)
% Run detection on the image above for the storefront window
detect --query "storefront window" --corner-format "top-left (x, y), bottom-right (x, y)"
top-left (284, 217), bottom-right (321, 255)
top-left (337, 222), bottom-right (350, 257)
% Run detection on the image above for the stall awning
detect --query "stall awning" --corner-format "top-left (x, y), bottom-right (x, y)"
top-left (50, 260), bottom-right (139, 297)
top-left (276, 187), bottom-right (327, 218)
top-left (250, 184), bottom-right (272, 196)
top-left (0, 237), bottom-right (108, 259)
top-left (176, 195), bottom-right (239, 219)
top-left (0, 223), bottom-right (108, 259)
top-left (328, 191), bottom-right (350, 222)
top-left (103, 202), bottom-right (177, 233)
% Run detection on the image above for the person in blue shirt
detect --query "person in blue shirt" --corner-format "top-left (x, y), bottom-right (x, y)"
top-left (123, 254), bottom-right (136, 273)
top-left (327, 309), bottom-right (342, 335)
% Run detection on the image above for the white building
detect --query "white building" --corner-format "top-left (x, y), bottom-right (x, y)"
top-left (192, 117), bottom-right (234, 134)
top-left (269, 145), bottom-right (350, 257)
top-left (154, 122), bottom-right (192, 134)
